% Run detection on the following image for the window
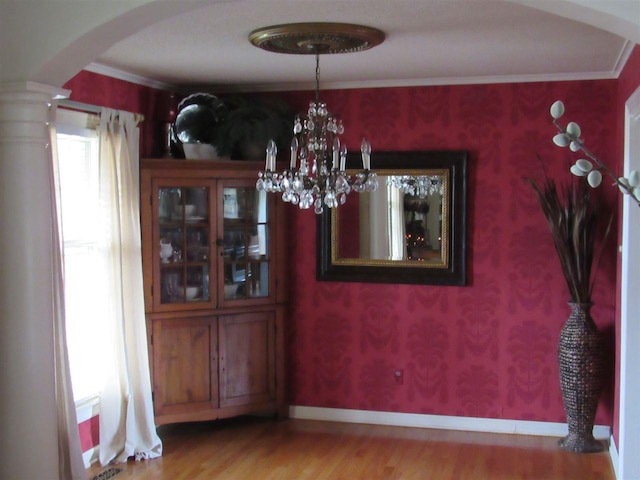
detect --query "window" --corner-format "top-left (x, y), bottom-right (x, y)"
top-left (56, 110), bottom-right (110, 403)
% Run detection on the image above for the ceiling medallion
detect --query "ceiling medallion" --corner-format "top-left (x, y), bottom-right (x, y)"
top-left (251, 22), bottom-right (385, 213)
top-left (249, 22), bottom-right (385, 55)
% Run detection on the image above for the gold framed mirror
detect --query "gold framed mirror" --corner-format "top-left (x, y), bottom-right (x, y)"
top-left (317, 151), bottom-right (468, 285)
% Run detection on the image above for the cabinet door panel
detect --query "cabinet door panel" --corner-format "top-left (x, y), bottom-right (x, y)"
top-left (153, 317), bottom-right (218, 415)
top-left (219, 312), bottom-right (275, 407)
top-left (218, 180), bottom-right (275, 306)
top-left (152, 181), bottom-right (216, 311)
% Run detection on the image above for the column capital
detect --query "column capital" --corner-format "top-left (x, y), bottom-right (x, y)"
top-left (0, 80), bottom-right (70, 99)
top-left (0, 81), bottom-right (70, 147)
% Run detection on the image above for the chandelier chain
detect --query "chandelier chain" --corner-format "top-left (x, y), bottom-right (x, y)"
top-left (314, 53), bottom-right (321, 105)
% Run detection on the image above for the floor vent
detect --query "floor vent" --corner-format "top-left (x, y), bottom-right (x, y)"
top-left (90, 467), bottom-right (122, 480)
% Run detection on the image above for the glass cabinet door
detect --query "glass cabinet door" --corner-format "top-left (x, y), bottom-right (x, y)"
top-left (219, 181), bottom-right (271, 303)
top-left (155, 183), bottom-right (213, 308)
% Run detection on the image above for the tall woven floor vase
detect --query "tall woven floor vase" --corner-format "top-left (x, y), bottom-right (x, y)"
top-left (558, 302), bottom-right (605, 453)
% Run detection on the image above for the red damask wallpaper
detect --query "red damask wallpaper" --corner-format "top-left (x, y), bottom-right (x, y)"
top-left (62, 70), bottom-right (175, 158)
top-left (64, 46), bottom-right (640, 443)
top-left (281, 80), bottom-right (620, 426)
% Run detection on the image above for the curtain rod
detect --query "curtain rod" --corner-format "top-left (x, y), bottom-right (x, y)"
top-left (57, 99), bottom-right (145, 123)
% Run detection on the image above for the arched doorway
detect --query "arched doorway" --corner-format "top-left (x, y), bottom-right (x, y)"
top-left (618, 85), bottom-right (640, 480)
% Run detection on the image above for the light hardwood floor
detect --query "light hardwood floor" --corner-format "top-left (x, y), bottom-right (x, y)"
top-left (86, 417), bottom-right (615, 480)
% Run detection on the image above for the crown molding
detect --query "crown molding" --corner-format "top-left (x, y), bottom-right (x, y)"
top-left (86, 40), bottom-right (633, 94)
top-left (84, 63), bottom-right (177, 91)
top-left (211, 71), bottom-right (620, 94)
top-left (612, 40), bottom-right (636, 77)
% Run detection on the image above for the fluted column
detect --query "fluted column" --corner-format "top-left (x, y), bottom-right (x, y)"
top-left (0, 81), bottom-right (70, 480)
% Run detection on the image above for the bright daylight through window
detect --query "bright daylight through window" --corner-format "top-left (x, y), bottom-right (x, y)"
top-left (56, 115), bottom-right (109, 403)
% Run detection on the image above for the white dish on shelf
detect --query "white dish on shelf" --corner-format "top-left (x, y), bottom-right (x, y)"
top-left (224, 284), bottom-right (238, 297)
top-left (183, 286), bottom-right (200, 300)
top-left (186, 216), bottom-right (206, 223)
top-left (184, 204), bottom-right (196, 217)
top-left (183, 143), bottom-right (219, 160)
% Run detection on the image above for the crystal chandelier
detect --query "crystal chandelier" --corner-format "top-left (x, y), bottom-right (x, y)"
top-left (250, 23), bottom-right (385, 214)
top-left (387, 175), bottom-right (444, 199)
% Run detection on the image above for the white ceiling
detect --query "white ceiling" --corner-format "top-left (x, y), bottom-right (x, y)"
top-left (91, 0), bottom-right (638, 93)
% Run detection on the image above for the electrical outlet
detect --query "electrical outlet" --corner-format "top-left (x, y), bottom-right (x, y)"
top-left (394, 369), bottom-right (404, 385)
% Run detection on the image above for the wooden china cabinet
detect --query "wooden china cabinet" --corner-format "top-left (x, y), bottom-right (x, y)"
top-left (140, 158), bottom-right (288, 426)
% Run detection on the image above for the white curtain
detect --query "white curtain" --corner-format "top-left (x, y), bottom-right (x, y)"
top-left (49, 104), bottom-right (86, 480)
top-left (97, 108), bottom-right (162, 465)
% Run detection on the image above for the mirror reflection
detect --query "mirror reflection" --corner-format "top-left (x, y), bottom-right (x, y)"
top-left (317, 150), bottom-right (467, 286)
top-left (336, 171), bottom-right (447, 265)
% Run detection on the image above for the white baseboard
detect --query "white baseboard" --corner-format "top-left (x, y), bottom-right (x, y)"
top-left (82, 445), bottom-right (99, 468)
top-left (289, 406), bottom-right (611, 441)
top-left (76, 395), bottom-right (100, 467)
top-left (609, 435), bottom-right (620, 480)
top-left (76, 395), bottom-right (100, 423)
